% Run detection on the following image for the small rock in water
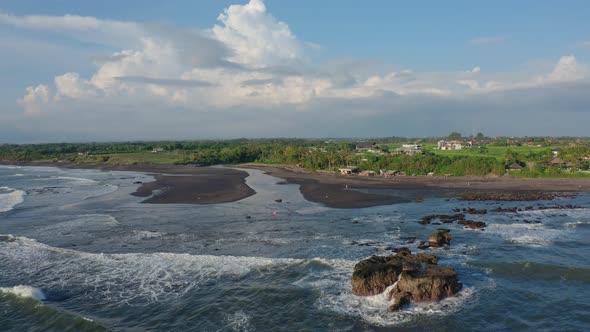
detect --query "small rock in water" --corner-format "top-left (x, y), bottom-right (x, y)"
top-left (275, 199), bottom-right (283, 203)
top-left (428, 229), bottom-right (452, 247)
top-left (458, 220), bottom-right (487, 230)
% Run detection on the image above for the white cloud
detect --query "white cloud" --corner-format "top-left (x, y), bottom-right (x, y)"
top-left (468, 36), bottom-right (506, 45)
top-left (6, 1), bottom-right (590, 139)
top-left (54, 72), bottom-right (95, 99)
top-left (211, 0), bottom-right (302, 67)
top-left (547, 55), bottom-right (588, 81)
top-left (18, 85), bottom-right (50, 115)
top-left (0, 11), bottom-right (141, 48)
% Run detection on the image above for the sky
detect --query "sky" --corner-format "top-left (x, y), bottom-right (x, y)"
top-left (1, 0), bottom-right (590, 143)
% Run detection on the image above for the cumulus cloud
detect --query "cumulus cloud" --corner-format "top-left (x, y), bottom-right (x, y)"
top-left (5, 0), bottom-right (590, 140)
top-left (211, 0), bottom-right (302, 67)
top-left (18, 85), bottom-right (50, 115)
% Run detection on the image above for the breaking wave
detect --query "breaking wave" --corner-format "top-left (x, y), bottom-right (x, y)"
top-left (0, 285), bottom-right (46, 301)
top-left (484, 223), bottom-right (565, 247)
top-left (0, 235), bottom-right (307, 305)
top-left (0, 187), bottom-right (26, 213)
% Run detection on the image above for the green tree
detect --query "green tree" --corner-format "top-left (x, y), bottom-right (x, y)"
top-left (448, 132), bottom-right (462, 140)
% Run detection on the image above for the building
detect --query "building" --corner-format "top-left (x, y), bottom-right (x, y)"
top-left (396, 144), bottom-right (422, 155)
top-left (355, 142), bottom-right (380, 153)
top-left (151, 147), bottom-right (165, 153)
top-left (437, 140), bottom-right (463, 150)
top-left (549, 157), bottom-right (565, 166)
top-left (507, 162), bottom-right (525, 171)
top-left (338, 167), bottom-right (358, 175)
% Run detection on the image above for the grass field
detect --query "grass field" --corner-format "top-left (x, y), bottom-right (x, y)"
top-left (91, 152), bottom-right (189, 165)
top-left (384, 143), bottom-right (553, 161)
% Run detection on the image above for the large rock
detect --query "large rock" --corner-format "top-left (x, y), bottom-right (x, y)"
top-left (428, 229), bottom-right (452, 247)
top-left (351, 249), bottom-right (462, 311)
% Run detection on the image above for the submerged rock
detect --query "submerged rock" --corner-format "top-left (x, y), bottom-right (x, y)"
top-left (464, 207), bottom-right (487, 215)
top-left (428, 229), bottom-right (452, 247)
top-left (351, 248), bottom-right (462, 311)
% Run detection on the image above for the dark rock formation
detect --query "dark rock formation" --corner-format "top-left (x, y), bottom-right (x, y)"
top-left (351, 248), bottom-right (462, 311)
top-left (428, 229), bottom-right (452, 247)
top-left (458, 220), bottom-right (487, 230)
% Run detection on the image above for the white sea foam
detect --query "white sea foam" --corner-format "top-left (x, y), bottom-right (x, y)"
top-left (223, 311), bottom-right (254, 332)
top-left (133, 230), bottom-right (165, 240)
top-left (0, 165), bottom-right (20, 169)
top-left (38, 214), bottom-right (120, 235)
top-left (52, 176), bottom-right (99, 185)
top-left (0, 285), bottom-right (46, 301)
top-left (507, 235), bottom-right (552, 246)
top-left (0, 235), bottom-right (306, 305)
top-left (0, 186), bottom-right (26, 213)
top-left (485, 223), bottom-right (565, 247)
top-left (564, 221), bottom-right (590, 227)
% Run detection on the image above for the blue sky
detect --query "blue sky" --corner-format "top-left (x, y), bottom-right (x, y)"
top-left (1, 0), bottom-right (590, 142)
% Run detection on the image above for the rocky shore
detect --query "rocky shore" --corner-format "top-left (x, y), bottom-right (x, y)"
top-left (351, 248), bottom-right (462, 311)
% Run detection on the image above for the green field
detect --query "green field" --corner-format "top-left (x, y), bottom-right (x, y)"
top-left (425, 144), bottom-right (552, 161)
top-left (381, 143), bottom-right (553, 161)
top-left (86, 151), bottom-right (190, 165)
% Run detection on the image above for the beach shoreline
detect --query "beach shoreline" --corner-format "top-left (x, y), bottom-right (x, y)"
top-left (0, 161), bottom-right (255, 205)
top-left (238, 163), bottom-right (590, 208)
top-left (3, 161), bottom-right (590, 208)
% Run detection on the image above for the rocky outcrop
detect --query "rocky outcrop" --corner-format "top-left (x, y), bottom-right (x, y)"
top-left (458, 220), bottom-right (487, 230)
top-left (428, 229), bottom-right (452, 247)
top-left (351, 248), bottom-right (462, 311)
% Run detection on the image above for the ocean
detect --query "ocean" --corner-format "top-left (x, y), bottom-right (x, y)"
top-left (0, 165), bottom-right (589, 331)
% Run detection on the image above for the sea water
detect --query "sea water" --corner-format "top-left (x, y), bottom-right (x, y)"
top-left (0, 165), bottom-right (589, 331)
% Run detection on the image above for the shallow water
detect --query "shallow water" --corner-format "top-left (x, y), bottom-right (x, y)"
top-left (0, 165), bottom-right (589, 331)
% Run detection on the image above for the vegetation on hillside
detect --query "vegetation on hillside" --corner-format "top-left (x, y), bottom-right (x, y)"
top-left (1, 135), bottom-right (589, 177)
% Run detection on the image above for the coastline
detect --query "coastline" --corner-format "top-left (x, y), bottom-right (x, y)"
top-left (239, 163), bottom-right (590, 208)
top-left (3, 161), bottom-right (590, 208)
top-left (0, 161), bottom-right (255, 205)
